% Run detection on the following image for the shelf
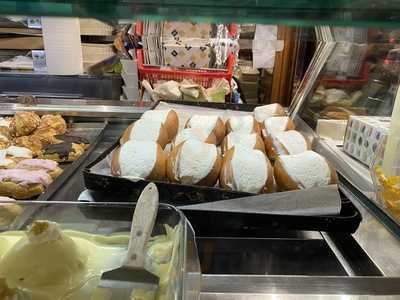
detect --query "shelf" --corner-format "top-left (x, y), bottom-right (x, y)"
top-left (3, 0), bottom-right (400, 27)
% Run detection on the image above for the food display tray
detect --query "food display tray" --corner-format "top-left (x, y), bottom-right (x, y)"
top-left (83, 101), bottom-right (362, 233)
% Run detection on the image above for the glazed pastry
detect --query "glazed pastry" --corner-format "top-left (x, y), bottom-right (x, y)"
top-left (220, 146), bottom-right (274, 193)
top-left (10, 112), bottom-right (41, 137)
top-left (221, 132), bottom-right (265, 154)
top-left (264, 130), bottom-right (310, 160)
top-left (253, 103), bottom-right (286, 123)
top-left (37, 114), bottom-right (67, 135)
top-left (167, 140), bottom-right (222, 186)
top-left (111, 140), bottom-right (166, 181)
top-left (0, 197), bottom-right (22, 226)
top-left (0, 127), bottom-right (10, 150)
top-left (39, 142), bottom-right (85, 163)
top-left (263, 116), bottom-right (296, 137)
top-left (141, 109), bottom-right (179, 142)
top-left (14, 135), bottom-right (43, 156)
top-left (0, 169), bottom-right (52, 199)
top-left (185, 115), bottom-right (225, 145)
top-left (225, 115), bottom-right (260, 135)
top-left (54, 134), bottom-right (89, 149)
top-left (0, 156), bottom-right (15, 169)
top-left (6, 146), bottom-right (33, 159)
top-left (16, 159), bottom-right (63, 179)
top-left (173, 127), bottom-right (216, 147)
top-left (120, 119), bottom-right (169, 149)
top-left (274, 151), bottom-right (338, 191)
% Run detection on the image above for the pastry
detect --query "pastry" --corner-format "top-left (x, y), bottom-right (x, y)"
top-left (111, 140), bottom-right (166, 181)
top-left (221, 132), bottom-right (265, 154)
top-left (225, 115), bottom-right (260, 135)
top-left (0, 169), bottom-right (52, 199)
top-left (40, 142), bottom-right (85, 163)
top-left (32, 127), bottom-right (60, 144)
top-left (120, 119), bottom-right (169, 149)
top-left (0, 156), bottom-right (15, 169)
top-left (0, 197), bottom-right (22, 226)
top-left (10, 112), bottom-right (41, 137)
top-left (253, 103), bottom-right (286, 123)
top-left (37, 114), bottom-right (67, 135)
top-left (16, 159), bottom-right (63, 179)
top-left (274, 151), bottom-right (338, 191)
top-left (0, 127), bottom-right (11, 149)
top-left (167, 139), bottom-right (222, 186)
top-left (6, 146), bottom-right (33, 159)
top-left (141, 109), bottom-right (179, 142)
top-left (264, 130), bottom-right (310, 160)
top-left (262, 116), bottom-right (295, 137)
top-left (54, 134), bottom-right (89, 149)
top-left (220, 146), bottom-right (274, 193)
top-left (14, 136), bottom-right (43, 156)
top-left (185, 115), bottom-right (225, 145)
top-left (173, 127), bottom-right (216, 147)
top-left (0, 117), bottom-right (11, 128)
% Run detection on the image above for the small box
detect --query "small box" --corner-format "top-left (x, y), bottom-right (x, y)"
top-left (343, 116), bottom-right (391, 166)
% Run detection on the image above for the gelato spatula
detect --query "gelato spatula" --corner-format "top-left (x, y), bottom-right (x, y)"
top-left (98, 182), bottom-right (160, 299)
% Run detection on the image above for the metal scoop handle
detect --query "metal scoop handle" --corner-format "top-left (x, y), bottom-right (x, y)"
top-left (124, 182), bottom-right (159, 268)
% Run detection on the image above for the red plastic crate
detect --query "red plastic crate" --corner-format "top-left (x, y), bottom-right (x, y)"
top-left (135, 22), bottom-right (236, 88)
top-left (321, 63), bottom-right (370, 89)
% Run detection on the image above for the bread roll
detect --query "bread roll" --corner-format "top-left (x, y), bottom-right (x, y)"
top-left (254, 103), bottom-right (286, 123)
top-left (173, 127), bottom-right (216, 147)
top-left (111, 140), bottom-right (166, 181)
top-left (185, 115), bottom-right (225, 145)
top-left (120, 119), bottom-right (169, 149)
top-left (141, 109), bottom-right (179, 142)
top-left (225, 115), bottom-right (260, 135)
top-left (274, 151), bottom-right (338, 191)
top-left (220, 146), bottom-right (274, 193)
top-left (167, 140), bottom-right (221, 186)
top-left (221, 132), bottom-right (265, 154)
top-left (264, 130), bottom-right (310, 160)
top-left (262, 116), bottom-right (295, 137)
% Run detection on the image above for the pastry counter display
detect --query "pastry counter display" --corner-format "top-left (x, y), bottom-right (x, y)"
top-left (0, 200), bottom-right (201, 300)
top-left (0, 112), bottom-right (105, 200)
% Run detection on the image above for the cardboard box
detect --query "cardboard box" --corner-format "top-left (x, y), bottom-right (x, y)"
top-left (343, 116), bottom-right (391, 166)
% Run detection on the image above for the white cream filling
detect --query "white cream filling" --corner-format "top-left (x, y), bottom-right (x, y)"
top-left (279, 151), bottom-right (330, 189)
top-left (273, 130), bottom-right (307, 155)
top-left (228, 115), bottom-right (254, 134)
top-left (226, 132), bottom-right (257, 151)
top-left (174, 128), bottom-right (208, 146)
top-left (176, 140), bottom-right (217, 184)
top-left (230, 146), bottom-right (267, 193)
top-left (264, 116), bottom-right (290, 134)
top-left (6, 146), bottom-right (33, 159)
top-left (141, 109), bottom-right (171, 123)
top-left (129, 119), bottom-right (163, 142)
top-left (187, 115), bottom-right (219, 136)
top-left (119, 140), bottom-right (157, 179)
top-left (254, 103), bottom-right (282, 122)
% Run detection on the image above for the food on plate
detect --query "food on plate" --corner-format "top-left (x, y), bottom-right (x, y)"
top-left (141, 109), bottom-right (179, 142)
top-left (274, 150), bottom-right (338, 191)
top-left (221, 132), bottom-right (265, 154)
top-left (185, 115), bottom-right (225, 145)
top-left (10, 112), bottom-right (41, 137)
top-left (39, 142), bottom-right (85, 163)
top-left (253, 103), bottom-right (286, 123)
top-left (0, 196), bottom-right (22, 226)
top-left (167, 139), bottom-right (221, 186)
top-left (0, 169), bottom-right (52, 199)
top-left (111, 140), bottom-right (167, 181)
top-left (15, 159), bottom-right (63, 179)
top-left (264, 130), bottom-right (310, 160)
top-left (220, 146), bottom-right (274, 193)
top-left (120, 119), bottom-right (169, 149)
top-left (262, 116), bottom-right (295, 137)
top-left (14, 135), bottom-right (43, 156)
top-left (0, 127), bottom-right (10, 150)
top-left (225, 115), bottom-right (260, 135)
top-left (173, 127), bottom-right (216, 147)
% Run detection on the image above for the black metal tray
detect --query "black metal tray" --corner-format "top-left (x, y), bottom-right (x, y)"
top-left (82, 101), bottom-right (362, 233)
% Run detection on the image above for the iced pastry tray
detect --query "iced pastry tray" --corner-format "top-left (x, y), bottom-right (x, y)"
top-left (83, 101), bottom-right (362, 233)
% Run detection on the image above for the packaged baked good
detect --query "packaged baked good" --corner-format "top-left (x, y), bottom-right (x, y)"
top-left (167, 139), bottom-right (221, 186)
top-left (220, 146), bottom-right (274, 193)
top-left (264, 130), bottom-right (310, 160)
top-left (221, 132), bottom-right (265, 154)
top-left (185, 115), bottom-right (225, 145)
top-left (262, 116), bottom-right (295, 137)
top-left (120, 119), bottom-right (169, 149)
top-left (225, 115), bottom-right (260, 135)
top-left (274, 151), bottom-right (338, 191)
top-left (173, 127), bottom-right (216, 147)
top-left (253, 103), bottom-right (286, 123)
top-left (141, 109), bottom-right (179, 142)
top-left (111, 140), bottom-right (167, 181)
